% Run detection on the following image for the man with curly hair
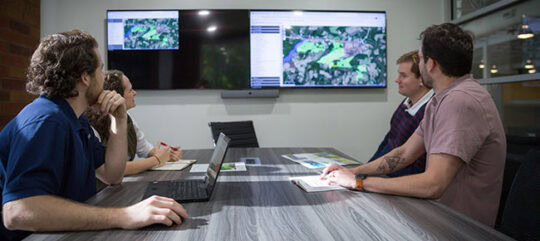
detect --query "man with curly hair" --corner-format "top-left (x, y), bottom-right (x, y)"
top-left (322, 23), bottom-right (506, 227)
top-left (0, 30), bottom-right (188, 241)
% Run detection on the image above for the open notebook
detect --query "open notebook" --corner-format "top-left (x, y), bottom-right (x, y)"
top-left (151, 159), bottom-right (197, 171)
top-left (290, 175), bottom-right (346, 192)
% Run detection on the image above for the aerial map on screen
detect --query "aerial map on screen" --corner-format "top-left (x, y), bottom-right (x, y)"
top-left (282, 26), bottom-right (386, 86)
top-left (123, 18), bottom-right (179, 50)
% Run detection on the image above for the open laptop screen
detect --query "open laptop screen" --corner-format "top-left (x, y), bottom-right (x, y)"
top-left (206, 133), bottom-right (230, 186)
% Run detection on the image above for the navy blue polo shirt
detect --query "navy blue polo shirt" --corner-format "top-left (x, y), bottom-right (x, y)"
top-left (0, 96), bottom-right (106, 240)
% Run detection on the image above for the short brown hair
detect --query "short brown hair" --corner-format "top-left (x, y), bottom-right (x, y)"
top-left (26, 29), bottom-right (99, 98)
top-left (419, 23), bottom-right (473, 77)
top-left (104, 70), bottom-right (125, 96)
top-left (396, 50), bottom-right (420, 78)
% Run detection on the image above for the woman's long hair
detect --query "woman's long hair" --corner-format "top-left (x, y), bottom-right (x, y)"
top-left (84, 70), bottom-right (137, 160)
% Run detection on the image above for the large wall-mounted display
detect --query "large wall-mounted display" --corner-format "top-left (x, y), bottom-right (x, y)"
top-left (107, 10), bottom-right (387, 90)
top-left (107, 10), bottom-right (250, 89)
top-left (108, 11), bottom-right (179, 50)
top-left (250, 10), bottom-right (387, 88)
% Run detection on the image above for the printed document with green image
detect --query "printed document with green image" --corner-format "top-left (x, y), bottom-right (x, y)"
top-left (220, 162), bottom-right (247, 172)
top-left (190, 162), bottom-right (247, 173)
top-left (282, 152), bottom-right (359, 169)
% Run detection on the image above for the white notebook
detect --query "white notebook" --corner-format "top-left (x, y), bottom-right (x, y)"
top-left (150, 159), bottom-right (197, 171)
top-left (290, 175), bottom-right (346, 192)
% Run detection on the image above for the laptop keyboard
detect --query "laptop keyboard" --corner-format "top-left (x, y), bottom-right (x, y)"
top-left (169, 180), bottom-right (208, 200)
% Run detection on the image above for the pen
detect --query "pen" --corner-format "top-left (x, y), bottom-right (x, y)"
top-left (160, 142), bottom-right (179, 151)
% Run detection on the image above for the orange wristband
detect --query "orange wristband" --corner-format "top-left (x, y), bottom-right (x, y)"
top-left (355, 178), bottom-right (364, 191)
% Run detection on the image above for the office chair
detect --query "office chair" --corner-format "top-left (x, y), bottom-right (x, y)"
top-left (208, 121), bottom-right (259, 148)
top-left (499, 149), bottom-right (540, 241)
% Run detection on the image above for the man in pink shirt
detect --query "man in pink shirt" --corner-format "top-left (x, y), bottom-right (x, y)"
top-left (322, 23), bottom-right (506, 227)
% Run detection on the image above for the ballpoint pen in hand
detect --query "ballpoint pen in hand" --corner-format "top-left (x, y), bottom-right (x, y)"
top-left (160, 142), bottom-right (179, 151)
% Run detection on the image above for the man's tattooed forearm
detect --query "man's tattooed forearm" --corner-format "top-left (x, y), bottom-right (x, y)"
top-left (376, 150), bottom-right (405, 174)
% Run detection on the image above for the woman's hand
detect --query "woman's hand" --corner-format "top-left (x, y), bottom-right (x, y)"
top-left (169, 147), bottom-right (182, 161)
top-left (153, 143), bottom-right (170, 167)
top-left (159, 142), bottom-right (182, 162)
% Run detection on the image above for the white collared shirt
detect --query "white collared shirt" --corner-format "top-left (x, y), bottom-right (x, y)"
top-left (131, 117), bottom-right (154, 158)
top-left (403, 89), bottom-right (434, 116)
top-left (91, 114), bottom-right (154, 159)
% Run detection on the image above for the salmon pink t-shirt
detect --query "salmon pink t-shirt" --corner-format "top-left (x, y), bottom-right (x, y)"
top-left (416, 74), bottom-right (506, 227)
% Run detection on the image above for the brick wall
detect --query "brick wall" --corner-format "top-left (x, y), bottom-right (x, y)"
top-left (0, 0), bottom-right (40, 130)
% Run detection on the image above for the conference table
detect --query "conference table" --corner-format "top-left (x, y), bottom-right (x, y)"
top-left (25, 147), bottom-right (512, 241)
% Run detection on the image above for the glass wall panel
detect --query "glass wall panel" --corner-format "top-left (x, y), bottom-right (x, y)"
top-left (472, 47), bottom-right (485, 79)
top-left (484, 80), bottom-right (540, 161)
top-left (462, 2), bottom-right (540, 79)
top-left (452, 0), bottom-right (502, 19)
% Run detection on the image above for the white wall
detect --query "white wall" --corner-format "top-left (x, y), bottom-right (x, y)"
top-left (41, 0), bottom-right (444, 161)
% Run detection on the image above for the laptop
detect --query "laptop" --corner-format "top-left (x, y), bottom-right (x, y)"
top-left (142, 133), bottom-right (231, 202)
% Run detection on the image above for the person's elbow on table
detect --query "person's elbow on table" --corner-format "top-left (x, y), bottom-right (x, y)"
top-left (2, 201), bottom-right (27, 231)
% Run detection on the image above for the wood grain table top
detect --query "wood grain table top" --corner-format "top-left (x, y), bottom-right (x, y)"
top-left (25, 147), bottom-right (512, 241)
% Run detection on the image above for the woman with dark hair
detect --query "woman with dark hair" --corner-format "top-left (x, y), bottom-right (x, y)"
top-left (85, 70), bottom-right (182, 175)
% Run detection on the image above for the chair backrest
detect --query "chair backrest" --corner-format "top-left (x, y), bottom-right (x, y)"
top-left (208, 121), bottom-right (259, 148)
top-left (499, 149), bottom-right (540, 241)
